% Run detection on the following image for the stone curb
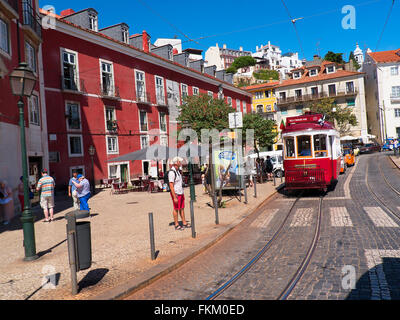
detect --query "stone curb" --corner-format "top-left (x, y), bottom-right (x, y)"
top-left (389, 155), bottom-right (400, 170)
top-left (90, 183), bottom-right (285, 300)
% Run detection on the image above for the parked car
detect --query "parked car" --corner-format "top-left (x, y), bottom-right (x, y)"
top-left (359, 143), bottom-right (381, 154)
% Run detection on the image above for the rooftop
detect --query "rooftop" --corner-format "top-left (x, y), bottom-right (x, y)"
top-left (368, 49), bottom-right (400, 63)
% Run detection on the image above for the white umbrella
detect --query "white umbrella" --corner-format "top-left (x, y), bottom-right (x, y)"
top-left (340, 136), bottom-right (358, 141)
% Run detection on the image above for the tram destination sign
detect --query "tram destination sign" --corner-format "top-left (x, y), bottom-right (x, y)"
top-left (287, 114), bottom-right (322, 125)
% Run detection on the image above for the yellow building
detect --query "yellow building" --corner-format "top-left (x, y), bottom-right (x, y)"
top-left (243, 81), bottom-right (282, 150)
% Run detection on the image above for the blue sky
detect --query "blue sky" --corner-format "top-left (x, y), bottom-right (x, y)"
top-left (39, 0), bottom-right (399, 61)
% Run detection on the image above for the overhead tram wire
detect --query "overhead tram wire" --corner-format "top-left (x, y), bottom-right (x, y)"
top-left (375, 0), bottom-right (396, 51)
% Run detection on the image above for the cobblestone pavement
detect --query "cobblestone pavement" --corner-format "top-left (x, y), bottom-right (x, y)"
top-left (126, 152), bottom-right (400, 300)
top-left (0, 180), bottom-right (279, 300)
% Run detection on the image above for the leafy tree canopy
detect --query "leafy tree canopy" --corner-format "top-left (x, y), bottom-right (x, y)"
top-left (324, 51), bottom-right (345, 64)
top-left (349, 51), bottom-right (361, 70)
top-left (226, 56), bottom-right (257, 74)
top-left (309, 97), bottom-right (358, 135)
top-left (242, 113), bottom-right (277, 151)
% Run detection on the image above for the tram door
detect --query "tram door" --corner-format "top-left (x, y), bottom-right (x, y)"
top-left (329, 136), bottom-right (335, 178)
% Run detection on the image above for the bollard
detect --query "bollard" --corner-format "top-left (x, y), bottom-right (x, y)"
top-left (190, 200), bottom-right (196, 238)
top-left (148, 212), bottom-right (156, 260)
top-left (273, 173), bottom-right (276, 186)
top-left (67, 228), bottom-right (78, 295)
top-left (254, 175), bottom-right (257, 198)
top-left (214, 191), bottom-right (219, 225)
top-left (244, 177), bottom-right (248, 204)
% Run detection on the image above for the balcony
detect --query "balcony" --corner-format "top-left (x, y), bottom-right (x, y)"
top-left (136, 91), bottom-right (152, 105)
top-left (61, 76), bottom-right (87, 94)
top-left (22, 1), bottom-right (42, 39)
top-left (0, 0), bottom-right (18, 18)
top-left (106, 120), bottom-right (118, 133)
top-left (277, 88), bottom-right (358, 106)
top-left (100, 84), bottom-right (121, 100)
top-left (156, 93), bottom-right (168, 107)
top-left (390, 95), bottom-right (400, 103)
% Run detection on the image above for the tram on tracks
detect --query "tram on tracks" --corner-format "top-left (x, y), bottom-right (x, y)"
top-left (282, 113), bottom-right (341, 191)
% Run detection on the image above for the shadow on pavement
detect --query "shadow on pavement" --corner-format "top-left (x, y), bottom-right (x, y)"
top-left (24, 272), bottom-right (61, 300)
top-left (78, 268), bottom-right (109, 293)
top-left (37, 238), bottom-right (68, 258)
top-left (346, 257), bottom-right (400, 300)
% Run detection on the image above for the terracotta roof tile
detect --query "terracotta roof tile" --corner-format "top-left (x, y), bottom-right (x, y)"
top-left (368, 49), bottom-right (400, 63)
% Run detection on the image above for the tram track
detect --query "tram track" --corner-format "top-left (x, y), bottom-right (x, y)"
top-left (206, 192), bottom-right (324, 300)
top-left (365, 155), bottom-right (400, 222)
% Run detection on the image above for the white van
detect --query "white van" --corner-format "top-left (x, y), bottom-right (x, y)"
top-left (247, 150), bottom-right (284, 177)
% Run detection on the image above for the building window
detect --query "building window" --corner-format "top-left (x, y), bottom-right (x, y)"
top-left (101, 61), bottom-right (114, 96)
top-left (281, 107), bottom-right (288, 115)
top-left (296, 105), bottom-right (303, 114)
top-left (243, 101), bottom-right (247, 114)
top-left (29, 95), bottom-right (40, 126)
top-left (159, 112), bottom-right (167, 132)
top-left (392, 86), bottom-right (400, 98)
top-left (122, 28), bottom-right (129, 44)
top-left (295, 89), bottom-right (302, 97)
top-left (135, 70), bottom-right (146, 101)
top-left (326, 65), bottom-right (335, 73)
top-left (279, 92), bottom-right (286, 101)
top-left (89, 13), bottom-right (98, 31)
top-left (160, 135), bottom-right (168, 146)
top-left (0, 18), bottom-right (9, 54)
top-left (107, 136), bottom-right (118, 154)
top-left (265, 90), bottom-right (270, 98)
top-left (68, 135), bottom-right (83, 157)
top-left (105, 107), bottom-right (117, 132)
top-left (236, 99), bottom-right (241, 112)
top-left (309, 69), bottom-right (317, 76)
top-left (394, 109), bottom-right (400, 117)
top-left (140, 135), bottom-right (149, 149)
top-left (208, 91), bottom-right (213, 97)
top-left (155, 76), bottom-right (165, 104)
top-left (293, 72), bottom-right (300, 79)
top-left (66, 102), bottom-right (81, 130)
top-left (311, 87), bottom-right (318, 96)
top-left (255, 91), bottom-right (263, 99)
top-left (25, 42), bottom-right (36, 72)
top-left (328, 84), bottom-right (336, 96)
top-left (139, 110), bottom-right (148, 132)
top-left (347, 99), bottom-right (355, 107)
top-left (193, 87), bottom-right (199, 96)
top-left (62, 50), bottom-right (78, 90)
top-left (227, 97), bottom-right (232, 107)
top-left (391, 66), bottom-right (399, 76)
top-left (181, 83), bottom-right (188, 103)
top-left (346, 81), bottom-right (355, 93)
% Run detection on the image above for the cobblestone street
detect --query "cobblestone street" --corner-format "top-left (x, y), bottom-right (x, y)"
top-left (126, 153), bottom-right (400, 300)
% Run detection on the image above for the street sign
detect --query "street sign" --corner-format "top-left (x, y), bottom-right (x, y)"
top-left (229, 112), bottom-right (243, 129)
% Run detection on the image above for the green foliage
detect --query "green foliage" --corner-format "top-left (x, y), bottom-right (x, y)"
top-left (349, 51), bottom-right (361, 70)
top-left (226, 56), bottom-right (257, 74)
top-left (176, 94), bottom-right (233, 142)
top-left (324, 51), bottom-right (345, 64)
top-left (309, 97), bottom-right (358, 135)
top-left (226, 65), bottom-right (237, 74)
top-left (253, 69), bottom-right (279, 81)
top-left (242, 113), bottom-right (277, 150)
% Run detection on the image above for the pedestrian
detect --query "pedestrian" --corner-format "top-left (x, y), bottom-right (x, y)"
top-left (0, 180), bottom-right (14, 225)
top-left (265, 156), bottom-right (274, 181)
top-left (68, 170), bottom-right (80, 210)
top-left (245, 157), bottom-right (254, 187)
top-left (71, 174), bottom-right (91, 211)
top-left (36, 169), bottom-right (55, 222)
top-left (168, 157), bottom-right (190, 230)
top-left (260, 158), bottom-right (265, 181)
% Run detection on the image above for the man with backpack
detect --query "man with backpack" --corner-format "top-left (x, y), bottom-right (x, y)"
top-left (264, 156), bottom-right (274, 181)
top-left (168, 157), bottom-right (190, 231)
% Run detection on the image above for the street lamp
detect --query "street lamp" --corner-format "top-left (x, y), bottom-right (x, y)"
top-left (9, 62), bottom-right (38, 261)
top-left (88, 145), bottom-right (96, 195)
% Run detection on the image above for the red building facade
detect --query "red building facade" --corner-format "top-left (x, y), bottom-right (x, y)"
top-left (40, 7), bottom-right (252, 187)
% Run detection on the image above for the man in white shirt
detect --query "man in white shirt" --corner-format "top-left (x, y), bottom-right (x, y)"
top-left (168, 157), bottom-right (190, 231)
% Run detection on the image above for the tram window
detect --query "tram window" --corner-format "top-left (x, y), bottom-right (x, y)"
top-left (297, 135), bottom-right (312, 157)
top-left (285, 137), bottom-right (295, 158)
top-left (314, 134), bottom-right (327, 157)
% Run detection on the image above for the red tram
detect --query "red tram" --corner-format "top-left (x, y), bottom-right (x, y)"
top-left (282, 113), bottom-right (341, 191)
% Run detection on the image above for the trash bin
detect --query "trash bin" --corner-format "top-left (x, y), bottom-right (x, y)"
top-left (76, 221), bottom-right (91, 270)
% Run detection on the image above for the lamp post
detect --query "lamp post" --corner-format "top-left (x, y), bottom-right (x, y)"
top-left (88, 145), bottom-right (96, 195)
top-left (9, 62), bottom-right (38, 261)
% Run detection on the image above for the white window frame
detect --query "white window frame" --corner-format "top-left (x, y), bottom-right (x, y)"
top-left (135, 69), bottom-right (146, 101)
top-left (208, 91), bottom-right (213, 97)
top-left (100, 59), bottom-right (115, 96)
top-left (181, 83), bottom-right (188, 103)
top-left (105, 107), bottom-right (116, 132)
top-left (89, 12), bottom-right (98, 31)
top-left (293, 71), bottom-right (301, 79)
top-left (106, 135), bottom-right (119, 155)
top-left (155, 75), bottom-right (165, 104)
top-left (227, 97), bottom-right (232, 107)
top-left (309, 68), bottom-right (318, 77)
top-left (391, 66), bottom-right (399, 76)
top-left (139, 109), bottom-right (148, 132)
top-left (326, 65), bottom-right (335, 74)
top-left (122, 28), bottom-right (129, 44)
top-left (67, 134), bottom-right (84, 158)
top-left (61, 48), bottom-right (80, 91)
top-left (69, 166), bottom-right (85, 178)
top-left (392, 86), bottom-right (400, 98)
top-left (29, 93), bottom-right (40, 126)
top-left (65, 101), bottom-right (82, 131)
top-left (160, 135), bottom-right (168, 146)
top-left (140, 135), bottom-right (149, 149)
top-left (243, 101), bottom-right (247, 114)
top-left (0, 16), bottom-right (10, 57)
top-left (107, 161), bottom-right (130, 180)
top-left (159, 111), bottom-right (167, 133)
top-left (395, 109), bottom-right (400, 118)
top-left (193, 87), bottom-right (199, 96)
top-left (236, 99), bottom-right (241, 112)
top-left (25, 41), bottom-right (36, 73)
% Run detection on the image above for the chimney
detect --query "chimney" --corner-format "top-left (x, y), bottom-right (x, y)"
top-left (313, 54), bottom-right (320, 59)
top-left (223, 44), bottom-right (227, 49)
top-left (142, 30), bottom-right (150, 53)
top-left (256, 46), bottom-right (259, 51)
top-left (239, 46), bottom-right (243, 51)
top-left (60, 9), bottom-right (75, 17)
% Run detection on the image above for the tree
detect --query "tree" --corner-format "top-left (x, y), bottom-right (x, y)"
top-left (242, 113), bottom-right (278, 182)
top-left (253, 69), bottom-right (279, 81)
top-left (177, 94), bottom-right (234, 207)
top-left (309, 97), bottom-right (358, 135)
top-left (324, 51), bottom-right (345, 64)
top-left (226, 56), bottom-right (257, 74)
top-left (349, 51), bottom-right (361, 70)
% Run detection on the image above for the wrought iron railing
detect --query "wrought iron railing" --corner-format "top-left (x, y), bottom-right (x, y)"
top-left (277, 88), bottom-right (358, 105)
top-left (22, 1), bottom-right (42, 38)
top-left (100, 83), bottom-right (120, 99)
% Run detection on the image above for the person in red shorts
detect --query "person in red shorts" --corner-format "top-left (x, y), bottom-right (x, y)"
top-left (168, 157), bottom-right (190, 231)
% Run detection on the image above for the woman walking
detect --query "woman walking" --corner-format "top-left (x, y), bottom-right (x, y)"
top-left (0, 180), bottom-right (14, 225)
